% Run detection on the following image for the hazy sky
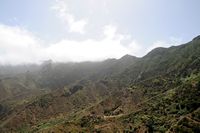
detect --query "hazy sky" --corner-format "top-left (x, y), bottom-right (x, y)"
top-left (0, 0), bottom-right (200, 64)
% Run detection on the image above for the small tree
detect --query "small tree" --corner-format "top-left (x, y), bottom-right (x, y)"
top-left (146, 117), bottom-right (154, 133)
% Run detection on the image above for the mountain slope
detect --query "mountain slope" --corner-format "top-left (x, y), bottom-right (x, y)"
top-left (118, 37), bottom-right (200, 85)
top-left (0, 36), bottom-right (200, 133)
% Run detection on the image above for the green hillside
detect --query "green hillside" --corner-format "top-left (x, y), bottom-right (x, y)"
top-left (0, 36), bottom-right (200, 133)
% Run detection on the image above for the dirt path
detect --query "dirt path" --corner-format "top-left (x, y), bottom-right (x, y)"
top-left (103, 114), bottom-right (124, 120)
top-left (166, 108), bottom-right (200, 133)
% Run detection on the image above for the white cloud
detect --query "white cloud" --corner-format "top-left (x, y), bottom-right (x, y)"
top-left (44, 24), bottom-right (138, 62)
top-left (126, 41), bottom-right (143, 56)
top-left (103, 25), bottom-right (117, 39)
top-left (46, 39), bottom-right (128, 62)
top-left (0, 23), bottom-right (143, 65)
top-left (51, 0), bottom-right (87, 34)
top-left (0, 24), bottom-right (45, 65)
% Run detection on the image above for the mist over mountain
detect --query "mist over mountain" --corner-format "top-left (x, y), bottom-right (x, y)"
top-left (0, 36), bottom-right (199, 132)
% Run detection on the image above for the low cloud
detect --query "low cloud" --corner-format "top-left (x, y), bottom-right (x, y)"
top-left (0, 23), bottom-right (141, 65)
top-left (45, 25), bottom-right (141, 62)
top-left (0, 24), bottom-right (44, 64)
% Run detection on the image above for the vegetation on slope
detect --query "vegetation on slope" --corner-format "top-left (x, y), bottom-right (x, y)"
top-left (0, 36), bottom-right (200, 133)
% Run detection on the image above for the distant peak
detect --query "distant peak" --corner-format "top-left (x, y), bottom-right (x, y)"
top-left (123, 54), bottom-right (132, 57)
top-left (144, 47), bottom-right (167, 57)
top-left (122, 54), bottom-right (134, 58)
top-left (120, 54), bottom-right (137, 60)
top-left (192, 35), bottom-right (200, 41)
